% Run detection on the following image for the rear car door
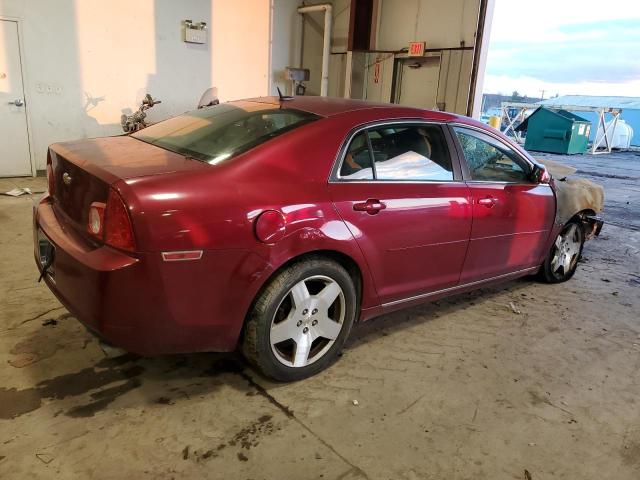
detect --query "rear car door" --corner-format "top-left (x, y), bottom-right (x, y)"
top-left (328, 122), bottom-right (472, 305)
top-left (451, 125), bottom-right (556, 283)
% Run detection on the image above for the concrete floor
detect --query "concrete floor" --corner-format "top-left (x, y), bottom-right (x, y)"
top-left (1, 153), bottom-right (639, 479)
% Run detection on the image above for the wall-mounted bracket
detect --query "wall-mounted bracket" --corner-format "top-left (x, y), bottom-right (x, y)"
top-left (184, 20), bottom-right (207, 44)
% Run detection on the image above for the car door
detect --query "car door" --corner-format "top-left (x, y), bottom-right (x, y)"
top-left (451, 125), bottom-right (556, 284)
top-left (328, 122), bottom-right (472, 305)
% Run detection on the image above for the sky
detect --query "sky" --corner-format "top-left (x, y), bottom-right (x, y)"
top-left (483, 0), bottom-right (640, 98)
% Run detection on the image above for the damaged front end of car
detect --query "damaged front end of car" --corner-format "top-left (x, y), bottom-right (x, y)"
top-left (538, 158), bottom-right (604, 240)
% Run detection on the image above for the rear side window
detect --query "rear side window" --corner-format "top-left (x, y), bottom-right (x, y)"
top-left (132, 102), bottom-right (319, 164)
top-left (453, 127), bottom-right (531, 182)
top-left (369, 125), bottom-right (453, 181)
top-left (339, 132), bottom-right (374, 179)
top-left (338, 124), bottom-right (454, 181)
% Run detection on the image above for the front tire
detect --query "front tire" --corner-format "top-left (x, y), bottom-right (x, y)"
top-left (242, 257), bottom-right (357, 381)
top-left (538, 220), bottom-right (585, 283)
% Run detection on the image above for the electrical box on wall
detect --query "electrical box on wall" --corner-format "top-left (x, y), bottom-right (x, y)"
top-left (184, 20), bottom-right (207, 44)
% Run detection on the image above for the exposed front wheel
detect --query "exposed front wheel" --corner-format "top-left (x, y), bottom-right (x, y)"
top-left (538, 221), bottom-right (585, 283)
top-left (242, 258), bottom-right (357, 381)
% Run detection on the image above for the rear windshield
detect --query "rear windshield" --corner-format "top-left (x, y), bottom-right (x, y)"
top-left (132, 101), bottom-right (319, 164)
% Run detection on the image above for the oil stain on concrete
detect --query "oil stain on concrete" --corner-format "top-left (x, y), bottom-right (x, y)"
top-left (0, 355), bottom-right (143, 419)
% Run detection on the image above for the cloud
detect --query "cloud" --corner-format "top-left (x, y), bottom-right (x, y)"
top-left (484, 1), bottom-right (640, 96)
top-left (483, 74), bottom-right (640, 98)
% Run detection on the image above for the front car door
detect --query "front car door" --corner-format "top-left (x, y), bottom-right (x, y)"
top-left (329, 121), bottom-right (472, 305)
top-left (451, 125), bottom-right (556, 283)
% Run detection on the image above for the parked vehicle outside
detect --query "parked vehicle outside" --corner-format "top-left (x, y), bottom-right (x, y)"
top-left (34, 97), bottom-right (603, 381)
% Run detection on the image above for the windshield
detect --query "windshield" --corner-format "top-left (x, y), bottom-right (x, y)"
top-left (132, 101), bottom-right (319, 164)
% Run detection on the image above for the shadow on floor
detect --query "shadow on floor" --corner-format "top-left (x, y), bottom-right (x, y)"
top-left (1, 275), bottom-right (536, 421)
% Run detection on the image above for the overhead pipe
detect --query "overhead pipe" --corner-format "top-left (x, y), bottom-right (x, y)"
top-left (297, 3), bottom-right (333, 97)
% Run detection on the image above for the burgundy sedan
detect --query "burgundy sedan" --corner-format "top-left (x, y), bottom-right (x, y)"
top-left (35, 96), bottom-right (592, 381)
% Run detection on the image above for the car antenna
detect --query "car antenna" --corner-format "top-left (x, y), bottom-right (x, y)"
top-left (276, 86), bottom-right (293, 102)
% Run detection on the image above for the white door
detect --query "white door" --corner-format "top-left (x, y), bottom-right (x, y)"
top-left (0, 20), bottom-right (31, 176)
top-left (395, 56), bottom-right (440, 109)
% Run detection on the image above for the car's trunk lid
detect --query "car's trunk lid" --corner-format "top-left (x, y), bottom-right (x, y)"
top-left (48, 135), bottom-right (208, 234)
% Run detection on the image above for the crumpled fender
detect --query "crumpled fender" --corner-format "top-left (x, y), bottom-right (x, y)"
top-left (538, 158), bottom-right (604, 224)
top-left (553, 177), bottom-right (604, 224)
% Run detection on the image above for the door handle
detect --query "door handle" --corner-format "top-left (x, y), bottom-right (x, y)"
top-left (9, 99), bottom-right (24, 107)
top-left (477, 196), bottom-right (497, 208)
top-left (353, 199), bottom-right (386, 215)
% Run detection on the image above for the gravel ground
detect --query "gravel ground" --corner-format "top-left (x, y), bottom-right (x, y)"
top-left (0, 156), bottom-right (638, 479)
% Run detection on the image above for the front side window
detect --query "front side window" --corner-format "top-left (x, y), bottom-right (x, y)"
top-left (338, 124), bottom-right (454, 181)
top-left (453, 127), bottom-right (531, 182)
top-left (132, 102), bottom-right (319, 164)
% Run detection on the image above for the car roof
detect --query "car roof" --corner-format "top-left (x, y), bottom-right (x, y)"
top-left (240, 95), bottom-right (462, 121)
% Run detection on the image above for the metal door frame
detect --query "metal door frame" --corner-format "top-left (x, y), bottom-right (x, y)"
top-left (1, 15), bottom-right (35, 177)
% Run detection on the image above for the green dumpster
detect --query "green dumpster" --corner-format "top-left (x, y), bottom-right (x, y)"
top-left (516, 107), bottom-right (591, 154)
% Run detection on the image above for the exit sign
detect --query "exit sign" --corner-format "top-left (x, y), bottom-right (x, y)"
top-left (408, 41), bottom-right (425, 57)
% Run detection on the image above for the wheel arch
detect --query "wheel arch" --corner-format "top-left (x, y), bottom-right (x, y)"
top-left (566, 208), bottom-right (601, 240)
top-left (259, 249), bottom-right (363, 309)
top-left (567, 208), bottom-right (596, 222)
top-left (239, 249), bottom-right (366, 342)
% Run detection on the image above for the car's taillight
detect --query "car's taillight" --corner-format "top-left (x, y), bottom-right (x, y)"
top-left (87, 202), bottom-right (106, 237)
top-left (104, 189), bottom-right (136, 252)
top-left (46, 152), bottom-right (55, 196)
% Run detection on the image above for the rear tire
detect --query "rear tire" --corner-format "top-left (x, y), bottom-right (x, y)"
top-left (242, 257), bottom-right (357, 382)
top-left (538, 220), bottom-right (585, 283)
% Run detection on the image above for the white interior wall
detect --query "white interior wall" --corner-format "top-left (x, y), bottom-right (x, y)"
top-left (0, 0), bottom-right (271, 171)
top-left (212, 0), bottom-right (271, 101)
top-left (328, 54), bottom-right (347, 97)
top-left (436, 49), bottom-right (475, 113)
top-left (364, 53), bottom-right (395, 103)
top-left (270, 0), bottom-right (302, 96)
top-left (298, 0), bottom-right (484, 113)
top-left (377, 0), bottom-right (480, 115)
top-left (377, 0), bottom-right (479, 51)
top-left (300, 0), bottom-right (350, 96)
top-left (0, 0), bottom-right (488, 173)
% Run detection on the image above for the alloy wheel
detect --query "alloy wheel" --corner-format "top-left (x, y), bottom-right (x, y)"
top-left (269, 275), bottom-right (345, 368)
top-left (550, 224), bottom-right (581, 275)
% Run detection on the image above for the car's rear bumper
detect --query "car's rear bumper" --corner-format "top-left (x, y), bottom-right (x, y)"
top-left (34, 196), bottom-right (267, 355)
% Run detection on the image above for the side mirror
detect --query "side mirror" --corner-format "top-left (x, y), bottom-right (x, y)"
top-left (531, 164), bottom-right (551, 184)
